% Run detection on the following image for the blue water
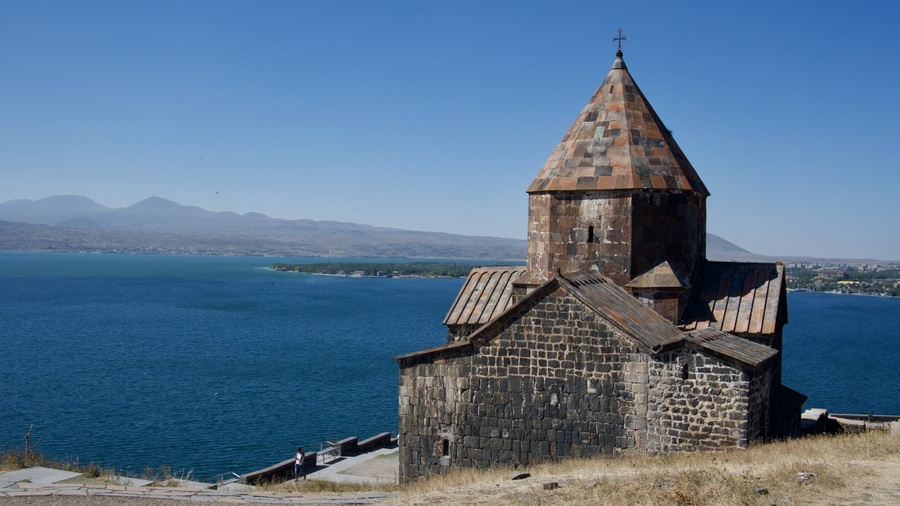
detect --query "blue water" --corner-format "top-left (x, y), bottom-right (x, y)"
top-left (0, 253), bottom-right (461, 479)
top-left (781, 291), bottom-right (900, 416)
top-left (1, 253), bottom-right (898, 479)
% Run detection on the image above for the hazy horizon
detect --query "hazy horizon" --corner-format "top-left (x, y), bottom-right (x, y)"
top-left (4, 193), bottom-right (898, 263)
top-left (2, 1), bottom-right (898, 260)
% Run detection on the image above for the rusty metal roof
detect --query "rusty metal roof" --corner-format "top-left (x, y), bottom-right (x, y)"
top-left (401, 269), bottom-right (781, 367)
top-left (527, 51), bottom-right (709, 196)
top-left (559, 271), bottom-right (683, 351)
top-left (683, 327), bottom-right (777, 367)
top-left (680, 262), bottom-right (786, 335)
top-left (443, 266), bottom-right (526, 327)
top-left (626, 260), bottom-right (688, 289)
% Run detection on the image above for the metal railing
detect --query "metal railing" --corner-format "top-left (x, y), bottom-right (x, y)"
top-left (319, 440), bottom-right (340, 463)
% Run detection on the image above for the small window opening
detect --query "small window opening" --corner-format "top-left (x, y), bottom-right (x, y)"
top-left (681, 363), bottom-right (690, 380)
top-left (609, 85), bottom-right (614, 93)
top-left (442, 439), bottom-right (450, 456)
top-left (587, 225), bottom-right (595, 244)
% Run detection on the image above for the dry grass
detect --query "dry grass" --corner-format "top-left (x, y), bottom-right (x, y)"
top-left (0, 447), bottom-right (103, 477)
top-left (384, 431), bottom-right (900, 506)
top-left (4, 431), bottom-right (898, 504)
top-left (259, 477), bottom-right (399, 494)
top-left (1, 425), bottom-right (107, 477)
top-left (1, 440), bottom-right (183, 486)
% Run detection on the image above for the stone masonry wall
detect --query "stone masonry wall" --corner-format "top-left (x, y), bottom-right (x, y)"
top-left (630, 191), bottom-right (705, 281)
top-left (399, 288), bottom-right (647, 482)
top-left (747, 364), bottom-right (774, 441)
top-left (447, 323), bottom-right (479, 344)
top-left (526, 192), bottom-right (634, 286)
top-left (398, 357), bottom-right (473, 482)
top-left (400, 292), bottom-right (768, 482)
top-left (526, 191), bottom-right (705, 288)
top-left (646, 346), bottom-right (752, 452)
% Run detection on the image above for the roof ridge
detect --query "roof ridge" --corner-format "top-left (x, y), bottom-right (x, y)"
top-left (557, 271), bottom-right (683, 352)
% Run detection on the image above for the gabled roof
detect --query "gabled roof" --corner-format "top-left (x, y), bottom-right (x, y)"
top-left (683, 327), bottom-right (777, 367)
top-left (400, 270), bottom-right (680, 363)
top-left (443, 266), bottom-right (526, 327)
top-left (626, 260), bottom-right (689, 289)
top-left (680, 261), bottom-right (787, 335)
top-left (557, 271), bottom-right (683, 351)
top-left (527, 50), bottom-right (709, 196)
top-left (441, 266), bottom-right (684, 345)
top-left (442, 270), bottom-right (686, 353)
top-left (399, 269), bottom-right (778, 369)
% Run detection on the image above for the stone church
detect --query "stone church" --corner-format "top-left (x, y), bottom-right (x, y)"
top-left (396, 46), bottom-right (805, 482)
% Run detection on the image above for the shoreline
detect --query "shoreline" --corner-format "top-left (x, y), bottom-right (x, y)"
top-left (273, 270), bottom-right (465, 280)
top-left (788, 288), bottom-right (899, 299)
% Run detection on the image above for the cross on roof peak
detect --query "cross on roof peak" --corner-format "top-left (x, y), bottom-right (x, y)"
top-left (613, 28), bottom-right (627, 56)
top-left (613, 28), bottom-right (627, 49)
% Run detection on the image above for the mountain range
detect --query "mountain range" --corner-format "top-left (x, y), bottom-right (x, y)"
top-left (0, 195), bottom-right (869, 263)
top-left (0, 196), bottom-right (526, 259)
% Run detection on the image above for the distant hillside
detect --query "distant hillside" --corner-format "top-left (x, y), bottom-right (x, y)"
top-left (0, 195), bottom-right (883, 264)
top-left (0, 196), bottom-right (525, 259)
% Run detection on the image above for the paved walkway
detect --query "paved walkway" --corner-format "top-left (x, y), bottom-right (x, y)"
top-left (0, 463), bottom-right (398, 504)
top-left (309, 447), bottom-right (398, 484)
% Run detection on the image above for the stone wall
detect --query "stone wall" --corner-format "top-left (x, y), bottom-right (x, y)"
top-left (400, 289), bottom-right (770, 482)
top-left (398, 358), bottom-right (472, 481)
top-left (399, 289), bottom-right (646, 482)
top-left (525, 191), bottom-right (704, 288)
top-left (632, 289), bottom-right (686, 324)
top-left (526, 192), bottom-right (634, 286)
top-left (630, 191), bottom-right (705, 281)
top-left (748, 364), bottom-right (774, 441)
top-left (447, 323), bottom-right (479, 344)
top-left (646, 346), bottom-right (753, 452)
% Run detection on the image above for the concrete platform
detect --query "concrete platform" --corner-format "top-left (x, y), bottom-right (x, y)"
top-left (306, 447), bottom-right (398, 484)
top-left (0, 466), bottom-right (82, 489)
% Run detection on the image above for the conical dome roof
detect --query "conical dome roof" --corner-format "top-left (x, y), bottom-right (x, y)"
top-left (527, 50), bottom-right (709, 195)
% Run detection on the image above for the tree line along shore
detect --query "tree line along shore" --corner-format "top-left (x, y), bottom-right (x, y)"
top-left (269, 262), bottom-right (900, 295)
top-left (269, 262), bottom-right (499, 278)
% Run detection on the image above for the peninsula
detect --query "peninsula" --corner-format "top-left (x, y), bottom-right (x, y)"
top-left (270, 262), bottom-right (496, 278)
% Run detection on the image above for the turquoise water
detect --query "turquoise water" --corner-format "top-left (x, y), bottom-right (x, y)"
top-left (1, 253), bottom-right (898, 479)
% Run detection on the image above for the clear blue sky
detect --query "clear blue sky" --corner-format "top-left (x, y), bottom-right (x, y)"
top-left (2, 1), bottom-right (898, 260)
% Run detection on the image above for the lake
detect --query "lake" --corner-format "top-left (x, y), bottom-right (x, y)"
top-left (1, 253), bottom-right (897, 479)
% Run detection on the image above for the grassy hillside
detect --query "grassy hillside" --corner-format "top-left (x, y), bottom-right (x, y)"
top-left (265, 431), bottom-right (900, 505)
top-left (3, 432), bottom-right (898, 504)
top-left (376, 431), bottom-right (900, 505)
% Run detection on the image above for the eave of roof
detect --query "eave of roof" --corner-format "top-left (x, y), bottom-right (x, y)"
top-left (394, 339), bottom-right (473, 364)
top-left (682, 327), bottom-right (777, 367)
top-left (395, 277), bottom-right (560, 365)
